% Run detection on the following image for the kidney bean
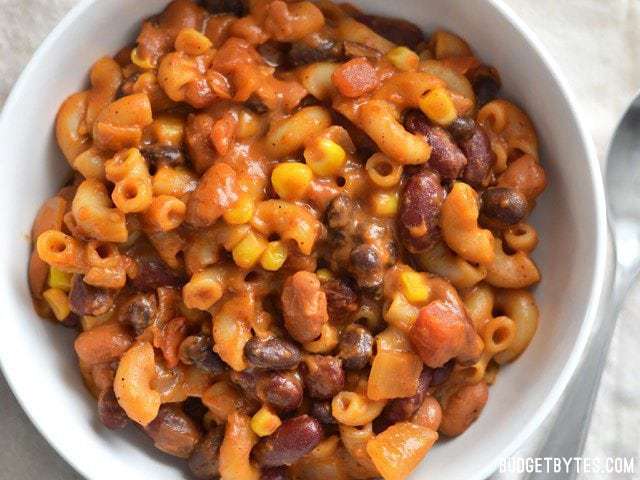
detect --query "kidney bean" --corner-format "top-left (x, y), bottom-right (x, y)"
top-left (202, 0), bottom-right (246, 16)
top-left (354, 14), bottom-right (425, 50)
top-left (140, 144), bottom-right (185, 169)
top-left (180, 334), bottom-right (227, 376)
top-left (117, 292), bottom-right (157, 336)
top-left (459, 125), bottom-right (496, 188)
top-left (309, 401), bottom-right (337, 425)
top-left (479, 187), bottom-right (528, 229)
top-left (244, 337), bottom-right (302, 370)
top-left (183, 397), bottom-right (208, 424)
top-left (411, 396), bottom-right (443, 431)
top-left (60, 312), bottom-right (80, 329)
top-left (188, 426), bottom-right (224, 480)
top-left (129, 253), bottom-right (187, 291)
top-left (261, 466), bottom-right (290, 480)
top-left (439, 382), bottom-right (489, 437)
top-left (253, 415), bottom-right (323, 467)
top-left (281, 271), bottom-right (328, 343)
top-left (374, 369), bottom-right (432, 432)
top-left (338, 324), bottom-right (373, 370)
top-left (145, 404), bottom-right (201, 458)
top-left (431, 359), bottom-right (454, 386)
top-left (301, 355), bottom-right (345, 400)
top-left (404, 111), bottom-right (468, 181)
top-left (256, 371), bottom-right (304, 412)
top-left (324, 278), bottom-right (359, 324)
top-left (448, 117), bottom-right (477, 143)
top-left (230, 369), bottom-right (260, 401)
top-left (398, 169), bottom-right (446, 253)
top-left (69, 275), bottom-right (115, 316)
top-left (97, 388), bottom-right (129, 430)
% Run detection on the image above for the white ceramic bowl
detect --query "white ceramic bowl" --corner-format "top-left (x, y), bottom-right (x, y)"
top-left (0, 0), bottom-right (607, 479)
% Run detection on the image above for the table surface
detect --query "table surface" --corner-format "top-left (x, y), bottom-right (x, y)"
top-left (1, 1), bottom-right (639, 479)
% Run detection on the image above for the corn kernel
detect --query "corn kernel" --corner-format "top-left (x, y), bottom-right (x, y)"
top-left (251, 406), bottom-right (282, 437)
top-left (130, 47), bottom-right (155, 70)
top-left (316, 268), bottom-right (334, 283)
top-left (260, 241), bottom-right (288, 271)
top-left (399, 271), bottom-right (431, 304)
top-left (419, 87), bottom-right (458, 126)
top-left (371, 191), bottom-right (399, 217)
top-left (175, 28), bottom-right (213, 56)
top-left (151, 114), bottom-right (185, 146)
top-left (223, 194), bottom-right (255, 225)
top-left (232, 231), bottom-right (268, 269)
top-left (42, 288), bottom-right (70, 321)
top-left (304, 138), bottom-right (346, 177)
top-left (48, 267), bottom-right (72, 292)
top-left (271, 162), bottom-right (313, 200)
top-left (386, 46), bottom-right (420, 72)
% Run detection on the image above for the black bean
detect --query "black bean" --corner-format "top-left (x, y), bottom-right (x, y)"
top-left (257, 41), bottom-right (286, 68)
top-left (338, 324), bottom-right (374, 370)
top-left (324, 279), bottom-right (359, 324)
top-left (69, 275), bottom-right (115, 316)
top-left (473, 76), bottom-right (500, 107)
top-left (261, 466), bottom-right (290, 480)
top-left (244, 337), bottom-right (302, 370)
top-left (431, 359), bottom-right (454, 386)
top-left (374, 369), bottom-right (432, 433)
top-left (252, 415), bottom-right (323, 467)
top-left (354, 14), bottom-right (424, 50)
top-left (287, 37), bottom-right (343, 67)
top-left (309, 401), bottom-right (337, 425)
top-left (117, 292), bottom-right (157, 335)
top-left (181, 335), bottom-right (227, 376)
top-left (479, 187), bottom-right (528, 229)
top-left (129, 253), bottom-right (187, 292)
top-left (202, 0), bottom-right (245, 16)
top-left (141, 144), bottom-right (185, 168)
top-left (448, 117), bottom-right (477, 142)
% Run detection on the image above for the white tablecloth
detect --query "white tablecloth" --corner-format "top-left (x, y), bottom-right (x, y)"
top-left (1, 1), bottom-right (639, 479)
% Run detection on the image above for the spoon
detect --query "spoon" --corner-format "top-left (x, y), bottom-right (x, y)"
top-left (528, 92), bottom-right (640, 478)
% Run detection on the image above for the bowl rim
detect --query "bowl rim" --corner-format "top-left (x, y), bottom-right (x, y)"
top-left (0, 0), bottom-right (608, 479)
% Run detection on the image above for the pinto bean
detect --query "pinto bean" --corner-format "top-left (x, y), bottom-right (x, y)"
top-left (261, 466), bottom-right (290, 480)
top-left (188, 426), bottom-right (224, 480)
top-left (117, 292), bottom-right (157, 335)
top-left (141, 144), bottom-right (185, 168)
top-left (479, 187), bottom-right (528, 229)
top-left (324, 278), bottom-right (359, 323)
top-left (252, 415), bottom-right (323, 467)
top-left (281, 271), bottom-right (328, 343)
top-left (69, 274), bottom-right (115, 316)
top-left (145, 404), bottom-right (202, 458)
top-left (338, 324), bottom-right (373, 370)
top-left (398, 169), bottom-right (446, 253)
top-left (202, 0), bottom-right (246, 16)
top-left (301, 355), bottom-right (345, 400)
top-left (374, 368), bottom-right (432, 432)
top-left (404, 110), bottom-right (467, 181)
top-left (411, 395), bottom-right (443, 431)
top-left (256, 371), bottom-right (304, 412)
top-left (74, 323), bottom-right (133, 366)
top-left (244, 337), bottom-right (302, 370)
top-left (97, 387), bottom-right (129, 430)
top-left (439, 382), bottom-right (489, 437)
top-left (180, 334), bottom-right (227, 376)
top-left (309, 400), bottom-right (337, 425)
top-left (354, 14), bottom-right (425, 50)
